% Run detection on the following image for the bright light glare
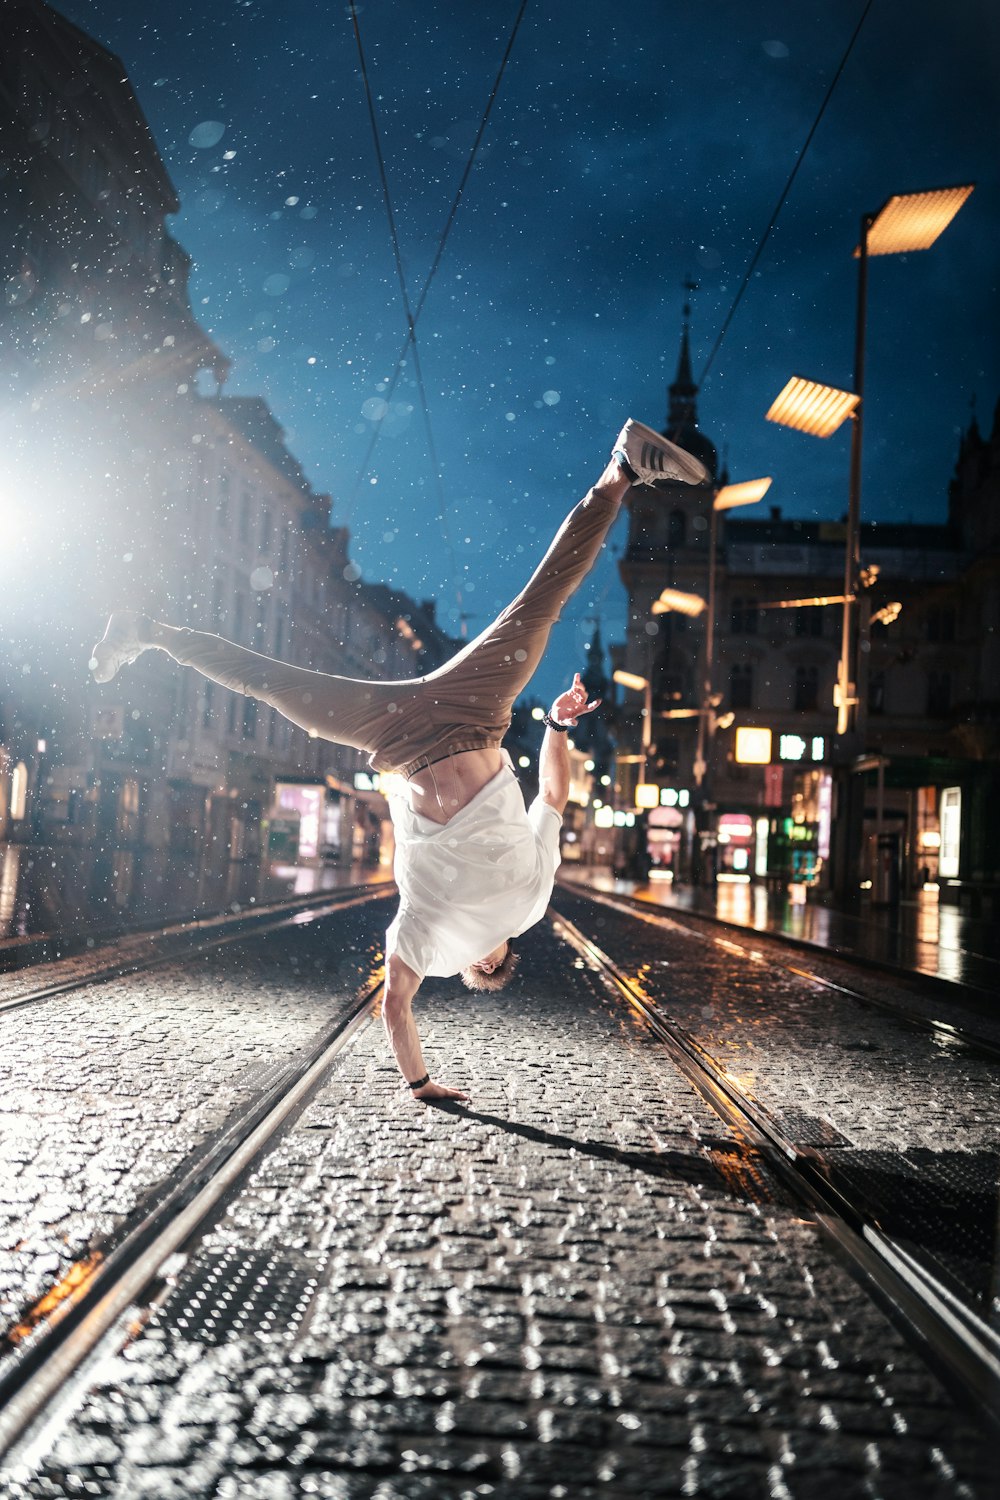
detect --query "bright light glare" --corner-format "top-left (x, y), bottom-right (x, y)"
top-left (651, 588), bottom-right (706, 617)
top-left (766, 376), bottom-right (859, 438)
top-left (714, 477), bottom-right (772, 511)
top-left (613, 670), bottom-right (648, 692)
top-left (858, 184), bottom-right (974, 257)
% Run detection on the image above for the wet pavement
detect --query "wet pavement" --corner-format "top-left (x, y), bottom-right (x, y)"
top-left (1, 891), bottom-right (994, 1496)
top-left (561, 867), bottom-right (1000, 995)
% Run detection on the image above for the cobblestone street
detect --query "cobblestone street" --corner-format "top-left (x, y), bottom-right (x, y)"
top-left (2, 893), bottom-right (992, 1498)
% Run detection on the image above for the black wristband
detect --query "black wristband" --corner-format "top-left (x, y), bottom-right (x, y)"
top-left (407, 1073), bottom-right (430, 1090)
top-left (542, 712), bottom-right (570, 733)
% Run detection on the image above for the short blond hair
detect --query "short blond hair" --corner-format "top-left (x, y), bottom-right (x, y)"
top-left (460, 946), bottom-right (519, 992)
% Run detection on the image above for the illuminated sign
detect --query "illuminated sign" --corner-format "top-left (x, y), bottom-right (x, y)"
top-left (718, 814), bottom-right (754, 841)
top-left (735, 727), bottom-right (772, 765)
top-left (353, 772), bottom-right (381, 791)
top-left (779, 733), bottom-right (827, 763)
top-left (659, 787), bottom-right (691, 808)
top-left (636, 783), bottom-right (660, 810)
top-left (593, 805), bottom-right (614, 828)
top-left (939, 787), bottom-right (961, 878)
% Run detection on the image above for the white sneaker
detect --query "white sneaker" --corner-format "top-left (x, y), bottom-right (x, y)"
top-left (89, 612), bottom-right (150, 684)
top-left (613, 418), bottom-right (709, 487)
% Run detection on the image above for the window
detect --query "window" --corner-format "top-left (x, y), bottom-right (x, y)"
top-left (212, 577), bottom-right (225, 629)
top-left (794, 666), bottom-right (819, 711)
top-left (280, 525), bottom-right (291, 573)
top-left (926, 671), bottom-right (951, 717)
top-left (668, 509), bottom-right (687, 547)
top-left (242, 698), bottom-right (257, 739)
top-left (233, 591), bottom-right (245, 640)
top-left (274, 614), bottom-right (286, 658)
top-left (239, 493), bottom-right (251, 544)
top-left (260, 508), bottom-right (272, 552)
top-left (868, 670), bottom-right (885, 716)
top-left (730, 597), bottom-right (758, 634)
top-left (730, 663), bottom-right (753, 709)
top-left (202, 681), bottom-right (214, 728)
top-left (217, 473), bottom-right (230, 529)
top-left (228, 694), bottom-right (239, 735)
top-left (795, 606), bottom-right (823, 638)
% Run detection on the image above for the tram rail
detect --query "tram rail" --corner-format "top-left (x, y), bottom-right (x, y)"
top-left (0, 878), bottom-right (397, 1016)
top-left (558, 878), bottom-right (1000, 1063)
top-left (0, 956), bottom-right (384, 1466)
top-left (550, 901), bottom-right (1000, 1431)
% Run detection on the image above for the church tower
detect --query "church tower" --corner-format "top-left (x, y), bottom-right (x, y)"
top-left (616, 303), bottom-right (719, 783)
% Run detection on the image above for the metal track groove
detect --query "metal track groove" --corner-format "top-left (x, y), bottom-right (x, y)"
top-left (0, 976), bottom-right (382, 1464)
top-left (550, 906), bottom-right (1000, 1432)
top-left (559, 880), bottom-right (1000, 1062)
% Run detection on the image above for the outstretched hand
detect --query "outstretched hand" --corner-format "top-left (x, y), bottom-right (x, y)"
top-left (550, 671), bottom-right (601, 727)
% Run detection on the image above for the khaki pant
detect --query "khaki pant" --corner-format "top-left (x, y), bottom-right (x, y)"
top-left (159, 485), bottom-right (621, 777)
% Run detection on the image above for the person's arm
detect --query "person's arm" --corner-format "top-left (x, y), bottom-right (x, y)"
top-left (538, 671), bottom-right (601, 815)
top-left (382, 952), bottom-right (470, 1103)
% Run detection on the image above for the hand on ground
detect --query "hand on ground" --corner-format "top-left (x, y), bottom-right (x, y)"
top-left (550, 671), bottom-right (601, 727)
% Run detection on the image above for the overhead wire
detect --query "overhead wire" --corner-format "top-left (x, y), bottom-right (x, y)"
top-left (696, 0), bottom-right (877, 389)
top-left (347, 0), bottom-right (462, 620)
top-left (344, 0), bottom-right (530, 628)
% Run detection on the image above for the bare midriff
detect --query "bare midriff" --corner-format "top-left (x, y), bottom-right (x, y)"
top-left (405, 747), bottom-right (506, 825)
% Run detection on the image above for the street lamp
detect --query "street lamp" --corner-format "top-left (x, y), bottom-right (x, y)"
top-left (766, 182), bottom-right (973, 738)
top-left (613, 668), bottom-right (652, 797)
top-left (693, 477), bottom-right (772, 786)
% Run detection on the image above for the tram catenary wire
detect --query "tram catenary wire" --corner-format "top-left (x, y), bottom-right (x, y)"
top-left (549, 904), bottom-right (1000, 1432)
top-left (343, 0), bottom-right (529, 534)
top-left (559, 879), bottom-right (1000, 1063)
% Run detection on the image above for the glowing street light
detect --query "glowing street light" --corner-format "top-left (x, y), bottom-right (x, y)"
top-left (856, 184), bottom-right (975, 257)
top-left (766, 377), bottom-right (859, 439)
top-left (651, 587), bottom-right (706, 617)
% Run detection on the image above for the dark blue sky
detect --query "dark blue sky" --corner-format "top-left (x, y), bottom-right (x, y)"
top-left (59, 0), bottom-right (1000, 699)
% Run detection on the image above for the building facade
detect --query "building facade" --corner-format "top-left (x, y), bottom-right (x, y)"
top-left (613, 313), bottom-right (1000, 912)
top-left (0, 0), bottom-right (456, 866)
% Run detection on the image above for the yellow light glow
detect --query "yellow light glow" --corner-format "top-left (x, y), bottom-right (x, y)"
top-left (714, 477), bottom-right (772, 511)
top-left (651, 588), bottom-right (706, 617)
top-left (734, 727), bottom-right (772, 765)
top-left (757, 593), bottom-right (852, 610)
top-left (857, 184), bottom-right (974, 257)
top-left (594, 805), bottom-right (615, 828)
top-left (635, 783), bottom-right (660, 810)
top-left (613, 669), bottom-right (648, 692)
top-left (766, 376), bottom-right (859, 438)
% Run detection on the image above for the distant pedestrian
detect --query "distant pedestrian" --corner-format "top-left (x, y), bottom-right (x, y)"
top-left (91, 421), bottom-right (706, 1100)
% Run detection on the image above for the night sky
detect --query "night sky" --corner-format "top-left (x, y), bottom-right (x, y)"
top-left (55, 0), bottom-right (1000, 701)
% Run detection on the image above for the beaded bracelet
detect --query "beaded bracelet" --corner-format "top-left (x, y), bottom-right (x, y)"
top-left (542, 712), bottom-right (570, 733)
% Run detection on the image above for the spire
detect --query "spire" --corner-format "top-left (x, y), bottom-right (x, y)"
top-left (667, 285), bottom-right (699, 437)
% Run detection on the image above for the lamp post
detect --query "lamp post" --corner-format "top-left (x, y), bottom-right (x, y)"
top-left (766, 184), bottom-right (973, 902)
top-left (612, 669), bottom-right (652, 797)
top-left (767, 183), bottom-right (974, 739)
top-left (692, 478), bottom-right (772, 786)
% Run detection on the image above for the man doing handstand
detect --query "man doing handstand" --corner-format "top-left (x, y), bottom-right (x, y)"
top-left (90, 420), bottom-right (707, 1101)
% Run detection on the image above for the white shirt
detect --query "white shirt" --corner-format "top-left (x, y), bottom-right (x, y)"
top-left (385, 765), bottom-right (562, 979)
